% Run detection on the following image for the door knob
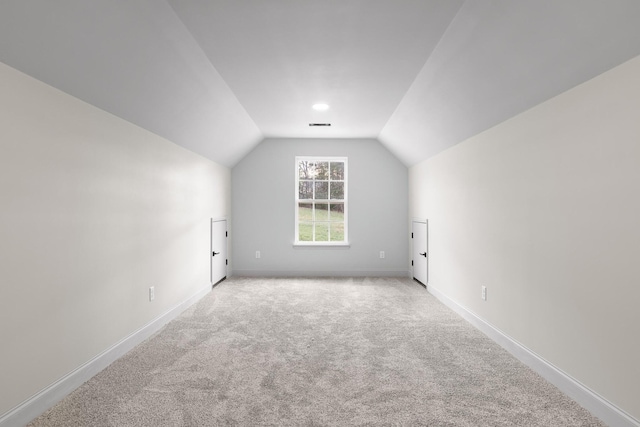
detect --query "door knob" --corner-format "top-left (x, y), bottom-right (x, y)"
top-left (212, 251), bottom-right (220, 256)
top-left (419, 252), bottom-right (427, 257)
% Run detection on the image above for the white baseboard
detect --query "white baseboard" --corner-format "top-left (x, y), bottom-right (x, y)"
top-left (425, 284), bottom-right (639, 427)
top-left (0, 283), bottom-right (212, 427)
top-left (233, 269), bottom-right (409, 277)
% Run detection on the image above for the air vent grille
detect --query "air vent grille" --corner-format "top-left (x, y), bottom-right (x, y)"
top-left (309, 123), bottom-right (331, 127)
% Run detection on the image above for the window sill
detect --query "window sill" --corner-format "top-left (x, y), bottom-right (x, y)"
top-left (293, 242), bottom-right (351, 249)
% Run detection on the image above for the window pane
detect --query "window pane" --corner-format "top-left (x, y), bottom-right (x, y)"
top-left (315, 162), bottom-right (329, 180)
top-left (299, 222), bottom-right (313, 241)
top-left (298, 203), bottom-right (312, 221)
top-left (315, 223), bottom-right (329, 241)
top-left (330, 182), bottom-right (344, 200)
top-left (330, 222), bottom-right (344, 241)
top-left (296, 157), bottom-right (347, 244)
top-left (330, 162), bottom-right (344, 180)
top-left (299, 181), bottom-right (313, 199)
top-left (315, 203), bottom-right (329, 221)
top-left (314, 181), bottom-right (328, 199)
top-left (330, 203), bottom-right (344, 220)
top-left (299, 161), bottom-right (314, 179)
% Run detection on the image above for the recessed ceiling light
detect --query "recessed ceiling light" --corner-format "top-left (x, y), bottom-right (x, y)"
top-left (312, 103), bottom-right (330, 111)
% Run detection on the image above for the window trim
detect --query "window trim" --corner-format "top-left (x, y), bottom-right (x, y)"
top-left (294, 156), bottom-right (349, 247)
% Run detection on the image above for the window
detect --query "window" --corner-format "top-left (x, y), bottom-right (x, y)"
top-left (295, 157), bottom-right (348, 245)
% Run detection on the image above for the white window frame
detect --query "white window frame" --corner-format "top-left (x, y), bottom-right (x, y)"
top-left (294, 156), bottom-right (349, 246)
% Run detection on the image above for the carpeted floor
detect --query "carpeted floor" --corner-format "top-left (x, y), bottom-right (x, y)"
top-left (29, 277), bottom-right (605, 426)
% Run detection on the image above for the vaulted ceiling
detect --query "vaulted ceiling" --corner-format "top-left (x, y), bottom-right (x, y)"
top-left (2, 1), bottom-right (640, 167)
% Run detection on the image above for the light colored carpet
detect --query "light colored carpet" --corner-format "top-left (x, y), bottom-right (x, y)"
top-left (29, 277), bottom-right (605, 426)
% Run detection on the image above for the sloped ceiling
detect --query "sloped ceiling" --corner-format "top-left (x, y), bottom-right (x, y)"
top-left (1, 1), bottom-right (640, 167)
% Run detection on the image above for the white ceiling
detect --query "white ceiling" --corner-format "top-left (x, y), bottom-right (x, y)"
top-left (2, 1), bottom-right (640, 167)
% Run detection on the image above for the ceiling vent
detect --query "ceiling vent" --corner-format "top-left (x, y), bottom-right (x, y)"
top-left (309, 123), bottom-right (331, 127)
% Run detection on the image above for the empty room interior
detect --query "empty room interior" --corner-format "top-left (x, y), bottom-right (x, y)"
top-left (1, 1), bottom-right (639, 426)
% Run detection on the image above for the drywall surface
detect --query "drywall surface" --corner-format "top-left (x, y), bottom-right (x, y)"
top-left (0, 62), bottom-right (230, 416)
top-left (409, 55), bottom-right (640, 419)
top-left (232, 138), bottom-right (408, 276)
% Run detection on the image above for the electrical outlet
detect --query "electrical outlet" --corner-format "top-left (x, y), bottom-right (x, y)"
top-left (149, 286), bottom-right (155, 302)
top-left (379, 251), bottom-right (385, 259)
top-left (481, 286), bottom-right (487, 301)
top-left (255, 251), bottom-right (261, 259)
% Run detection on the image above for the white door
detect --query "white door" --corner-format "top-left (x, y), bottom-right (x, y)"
top-left (412, 220), bottom-right (428, 285)
top-left (211, 219), bottom-right (227, 285)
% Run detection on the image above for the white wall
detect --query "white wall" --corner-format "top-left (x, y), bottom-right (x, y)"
top-left (409, 55), bottom-right (640, 420)
top-left (0, 62), bottom-right (230, 417)
top-left (232, 138), bottom-right (407, 276)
